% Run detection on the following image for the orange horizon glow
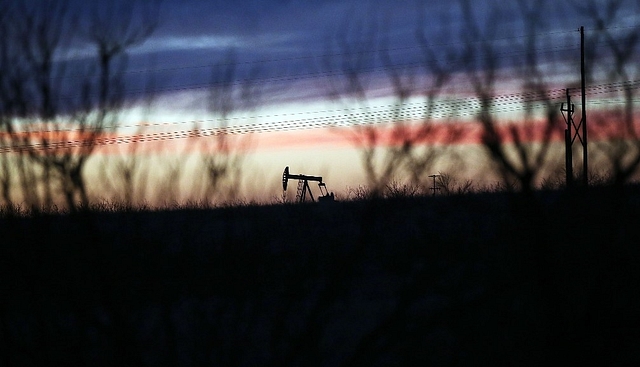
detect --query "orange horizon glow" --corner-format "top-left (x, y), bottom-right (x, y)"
top-left (2, 111), bottom-right (640, 156)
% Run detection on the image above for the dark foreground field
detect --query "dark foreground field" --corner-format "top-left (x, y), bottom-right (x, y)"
top-left (2, 186), bottom-right (640, 366)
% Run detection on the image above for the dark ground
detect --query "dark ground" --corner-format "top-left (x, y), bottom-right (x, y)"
top-left (1, 186), bottom-right (640, 366)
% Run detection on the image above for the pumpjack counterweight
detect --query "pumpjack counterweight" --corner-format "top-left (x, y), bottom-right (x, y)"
top-left (282, 166), bottom-right (334, 203)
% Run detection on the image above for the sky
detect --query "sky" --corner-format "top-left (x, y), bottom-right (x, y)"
top-left (5, 0), bottom-right (640, 202)
top-left (110, 0), bottom-right (566, 191)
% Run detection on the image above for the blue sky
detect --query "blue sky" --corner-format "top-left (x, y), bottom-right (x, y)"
top-left (95, 0), bottom-right (617, 107)
top-left (20, 0), bottom-right (640, 112)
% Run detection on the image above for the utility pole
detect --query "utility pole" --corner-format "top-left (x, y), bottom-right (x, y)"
top-left (580, 25), bottom-right (588, 186)
top-left (560, 26), bottom-right (588, 189)
top-left (561, 89), bottom-right (574, 188)
top-left (428, 174), bottom-right (440, 197)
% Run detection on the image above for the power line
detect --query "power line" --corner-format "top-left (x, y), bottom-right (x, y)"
top-left (0, 103), bottom-right (550, 153)
top-left (10, 79), bottom-right (638, 134)
top-left (3, 80), bottom-right (639, 153)
top-left (56, 24), bottom-right (630, 80)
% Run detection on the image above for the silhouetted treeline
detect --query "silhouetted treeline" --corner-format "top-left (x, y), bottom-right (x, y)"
top-left (2, 186), bottom-right (640, 366)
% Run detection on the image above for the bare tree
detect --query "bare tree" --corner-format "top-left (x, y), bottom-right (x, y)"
top-left (453, 0), bottom-right (640, 191)
top-left (61, 0), bottom-right (159, 209)
top-left (0, 0), bottom-right (159, 212)
top-left (0, 4), bottom-right (15, 211)
top-left (324, 12), bottom-right (388, 194)
top-left (324, 8), bottom-right (463, 196)
top-left (404, 5), bottom-right (469, 185)
top-left (574, 0), bottom-right (640, 185)
top-left (199, 50), bottom-right (261, 204)
top-left (458, 0), bottom-right (564, 192)
top-left (0, 0), bottom-right (76, 211)
top-left (97, 54), bottom-right (160, 208)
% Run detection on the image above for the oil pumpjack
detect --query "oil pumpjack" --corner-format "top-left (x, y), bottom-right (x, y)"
top-left (282, 166), bottom-right (334, 203)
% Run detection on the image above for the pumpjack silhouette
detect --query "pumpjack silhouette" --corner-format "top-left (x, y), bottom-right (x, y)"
top-left (282, 166), bottom-right (334, 203)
